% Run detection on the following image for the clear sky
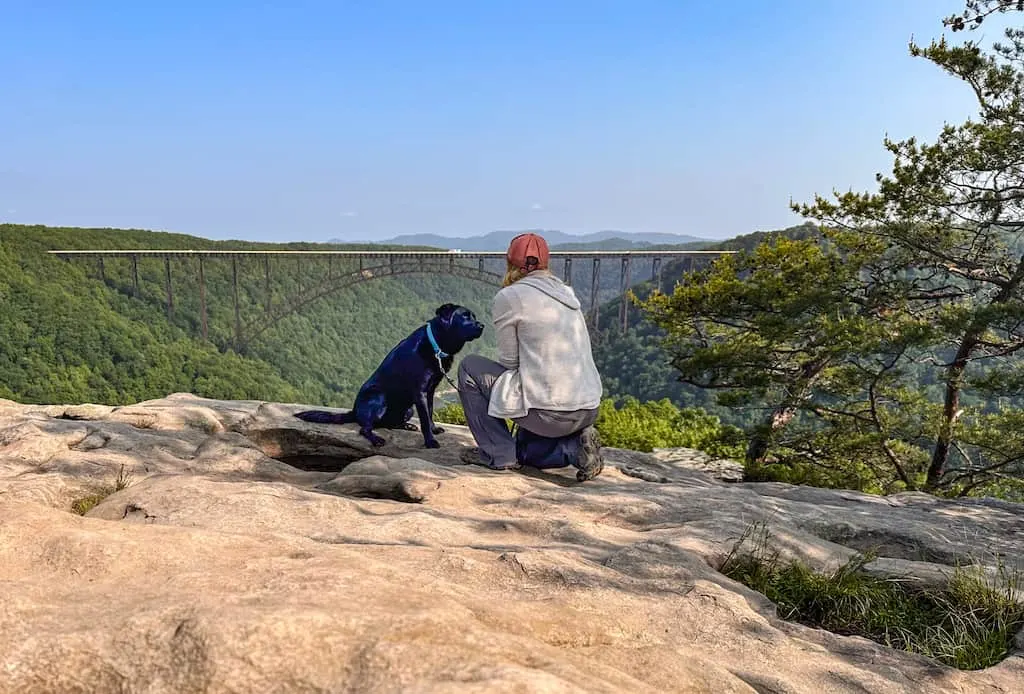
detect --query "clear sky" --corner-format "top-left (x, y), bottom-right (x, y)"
top-left (0, 1), bottom-right (1008, 243)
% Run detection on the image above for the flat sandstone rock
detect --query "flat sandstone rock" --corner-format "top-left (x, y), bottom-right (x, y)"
top-left (0, 392), bottom-right (1022, 693)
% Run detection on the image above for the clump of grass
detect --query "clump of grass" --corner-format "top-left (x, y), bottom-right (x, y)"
top-left (71, 465), bottom-right (134, 515)
top-left (720, 522), bottom-right (1024, 670)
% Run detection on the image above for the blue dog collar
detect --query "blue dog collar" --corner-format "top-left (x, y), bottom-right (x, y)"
top-left (426, 323), bottom-right (449, 359)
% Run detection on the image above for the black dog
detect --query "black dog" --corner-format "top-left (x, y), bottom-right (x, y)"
top-left (294, 303), bottom-right (484, 448)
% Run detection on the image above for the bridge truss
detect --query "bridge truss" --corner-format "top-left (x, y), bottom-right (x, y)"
top-left (48, 249), bottom-right (732, 351)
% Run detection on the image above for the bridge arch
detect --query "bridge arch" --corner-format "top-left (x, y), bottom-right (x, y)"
top-left (48, 248), bottom-right (733, 348)
top-left (236, 260), bottom-right (504, 350)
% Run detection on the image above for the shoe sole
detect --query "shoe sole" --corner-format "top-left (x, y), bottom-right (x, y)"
top-left (576, 427), bottom-right (604, 482)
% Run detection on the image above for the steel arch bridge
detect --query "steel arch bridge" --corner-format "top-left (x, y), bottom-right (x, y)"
top-left (48, 249), bottom-right (732, 351)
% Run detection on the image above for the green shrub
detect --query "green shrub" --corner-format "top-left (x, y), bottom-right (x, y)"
top-left (435, 397), bottom-right (746, 460)
top-left (954, 477), bottom-right (1024, 503)
top-left (434, 403), bottom-right (467, 426)
top-left (595, 397), bottom-right (745, 457)
top-left (743, 457), bottom-right (894, 494)
top-left (721, 523), bottom-right (1024, 670)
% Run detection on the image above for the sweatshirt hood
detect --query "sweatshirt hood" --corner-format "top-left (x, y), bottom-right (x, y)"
top-left (516, 271), bottom-right (582, 310)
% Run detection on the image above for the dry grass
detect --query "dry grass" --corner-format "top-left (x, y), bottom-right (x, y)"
top-left (720, 522), bottom-right (1024, 670)
top-left (71, 464), bottom-right (134, 515)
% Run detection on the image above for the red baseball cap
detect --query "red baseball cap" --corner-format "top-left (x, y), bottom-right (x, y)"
top-left (507, 233), bottom-right (549, 272)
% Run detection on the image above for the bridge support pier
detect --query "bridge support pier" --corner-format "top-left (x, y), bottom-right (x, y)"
top-left (619, 257), bottom-right (631, 332)
top-left (232, 257), bottom-right (242, 348)
top-left (264, 257), bottom-right (272, 314)
top-left (198, 257), bottom-right (208, 340)
top-left (164, 257), bottom-right (174, 320)
top-left (563, 257), bottom-right (572, 285)
top-left (590, 258), bottom-right (600, 329)
top-left (131, 254), bottom-right (140, 297)
top-left (651, 257), bottom-right (662, 293)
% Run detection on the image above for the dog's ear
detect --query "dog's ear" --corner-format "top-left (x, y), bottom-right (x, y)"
top-left (435, 303), bottom-right (458, 318)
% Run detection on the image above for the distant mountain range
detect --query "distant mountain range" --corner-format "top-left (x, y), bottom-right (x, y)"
top-left (333, 229), bottom-right (710, 251)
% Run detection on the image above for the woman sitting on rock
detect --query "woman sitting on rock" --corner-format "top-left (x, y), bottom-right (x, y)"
top-left (458, 232), bottom-right (605, 481)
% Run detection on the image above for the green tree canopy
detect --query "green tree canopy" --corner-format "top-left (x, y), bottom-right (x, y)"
top-left (638, 7), bottom-right (1024, 497)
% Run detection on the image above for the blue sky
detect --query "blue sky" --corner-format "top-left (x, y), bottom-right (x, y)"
top-left (0, 1), bottom-right (1007, 242)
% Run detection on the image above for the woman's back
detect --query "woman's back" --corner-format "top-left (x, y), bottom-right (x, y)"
top-left (488, 270), bottom-right (603, 418)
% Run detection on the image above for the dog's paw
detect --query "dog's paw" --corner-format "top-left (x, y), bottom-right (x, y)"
top-left (402, 423), bottom-right (419, 431)
top-left (424, 439), bottom-right (441, 449)
top-left (431, 425), bottom-right (445, 434)
top-left (369, 435), bottom-right (387, 447)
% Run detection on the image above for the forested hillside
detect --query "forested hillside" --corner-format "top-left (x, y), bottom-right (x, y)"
top-left (1, 223), bottom-right (744, 411)
top-left (0, 222), bottom-right (788, 414)
top-left (0, 221), bottom-right (822, 417)
top-left (0, 224), bottom-right (500, 406)
top-left (590, 223), bottom-right (818, 426)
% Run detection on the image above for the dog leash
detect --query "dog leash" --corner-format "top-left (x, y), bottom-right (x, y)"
top-left (426, 323), bottom-right (460, 393)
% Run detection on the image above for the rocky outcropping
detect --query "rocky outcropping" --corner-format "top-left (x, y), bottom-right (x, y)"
top-left (1, 393), bottom-right (1022, 693)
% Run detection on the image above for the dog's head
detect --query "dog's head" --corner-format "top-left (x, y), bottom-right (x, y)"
top-left (433, 303), bottom-right (485, 347)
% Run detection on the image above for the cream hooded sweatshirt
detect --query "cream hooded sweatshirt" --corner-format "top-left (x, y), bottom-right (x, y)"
top-left (487, 270), bottom-right (604, 419)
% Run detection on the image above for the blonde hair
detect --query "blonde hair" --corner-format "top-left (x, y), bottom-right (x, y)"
top-left (502, 261), bottom-right (528, 287)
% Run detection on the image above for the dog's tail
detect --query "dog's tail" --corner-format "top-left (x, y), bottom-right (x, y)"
top-left (293, 410), bottom-right (356, 425)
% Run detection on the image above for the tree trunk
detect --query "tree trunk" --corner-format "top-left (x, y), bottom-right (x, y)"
top-left (745, 359), bottom-right (828, 465)
top-left (926, 255), bottom-right (1024, 489)
top-left (746, 405), bottom-right (798, 463)
top-left (925, 338), bottom-right (975, 489)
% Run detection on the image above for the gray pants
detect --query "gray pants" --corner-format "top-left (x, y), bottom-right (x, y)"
top-left (457, 354), bottom-right (598, 468)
